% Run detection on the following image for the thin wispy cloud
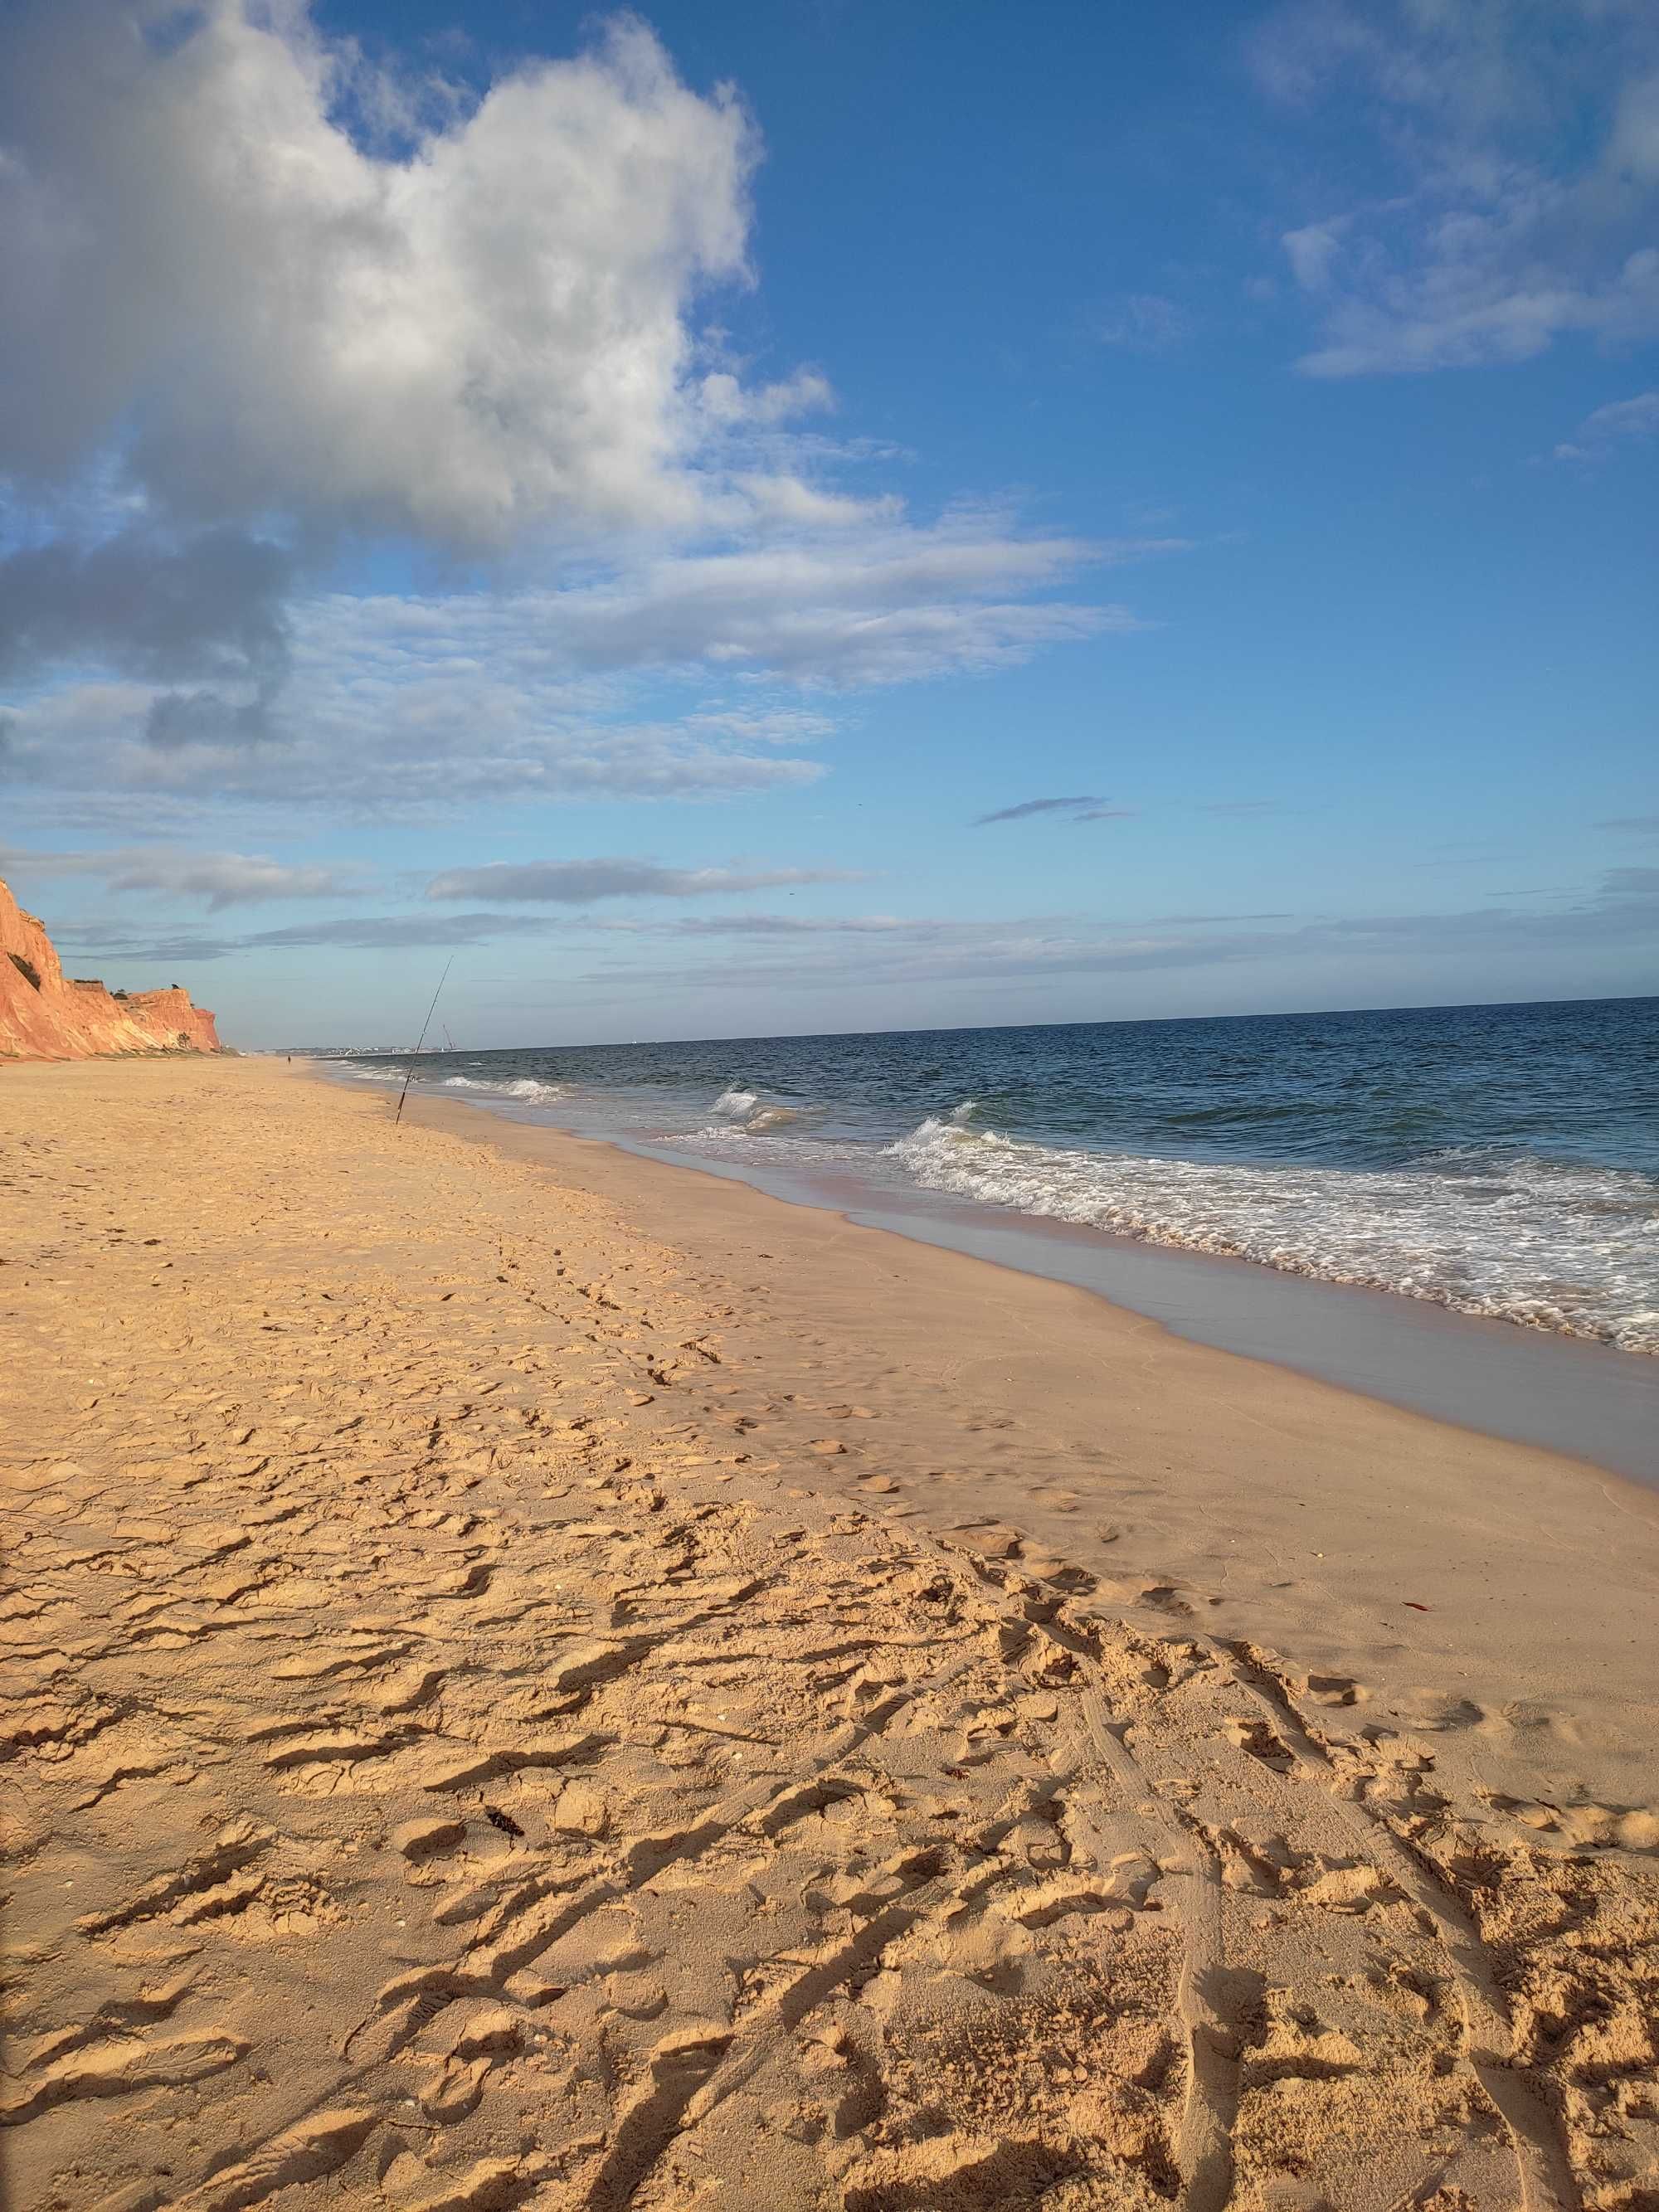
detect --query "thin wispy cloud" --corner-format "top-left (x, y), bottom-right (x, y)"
top-left (1555, 392), bottom-right (1659, 462)
top-left (48, 871), bottom-right (1659, 1006)
top-left (51, 912), bottom-right (566, 962)
top-left (975, 795), bottom-right (1116, 826)
top-left (1094, 293), bottom-right (1191, 353)
top-left (0, 518), bottom-right (1159, 822)
top-left (553, 870), bottom-right (1659, 999)
top-left (1, 843), bottom-right (372, 910)
top-left (1253, 0), bottom-right (1659, 377)
top-left (426, 859), bottom-right (859, 904)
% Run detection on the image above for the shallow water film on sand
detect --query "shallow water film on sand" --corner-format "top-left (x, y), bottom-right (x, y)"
top-left (339, 995), bottom-right (1659, 1352)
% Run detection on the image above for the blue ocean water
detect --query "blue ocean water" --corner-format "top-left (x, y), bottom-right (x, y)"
top-left (334, 995), bottom-right (1659, 1354)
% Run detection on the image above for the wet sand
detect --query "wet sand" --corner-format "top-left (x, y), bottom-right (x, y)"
top-left (3, 1056), bottom-right (1656, 2211)
top-left (396, 1082), bottom-right (1659, 1486)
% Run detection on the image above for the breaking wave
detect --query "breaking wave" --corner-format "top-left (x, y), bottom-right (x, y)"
top-left (440, 1074), bottom-right (568, 1104)
top-left (886, 1110), bottom-right (1659, 1353)
top-left (704, 1083), bottom-right (808, 1133)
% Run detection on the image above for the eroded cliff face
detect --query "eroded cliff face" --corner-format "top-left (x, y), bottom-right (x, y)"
top-left (1, 878), bottom-right (222, 1060)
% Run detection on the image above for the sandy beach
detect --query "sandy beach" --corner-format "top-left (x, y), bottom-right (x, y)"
top-left (4, 1056), bottom-right (1657, 2212)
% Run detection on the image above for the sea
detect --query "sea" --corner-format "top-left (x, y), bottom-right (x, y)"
top-left (328, 995), bottom-right (1659, 1476)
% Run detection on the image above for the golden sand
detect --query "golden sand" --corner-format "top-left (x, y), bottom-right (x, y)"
top-left (3, 1057), bottom-right (1656, 2210)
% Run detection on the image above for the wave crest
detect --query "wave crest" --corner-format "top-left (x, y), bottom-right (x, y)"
top-left (442, 1074), bottom-right (567, 1104)
top-left (886, 1116), bottom-right (1659, 1353)
top-left (706, 1083), bottom-right (806, 1135)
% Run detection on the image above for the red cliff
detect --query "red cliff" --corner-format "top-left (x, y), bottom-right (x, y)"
top-left (1, 876), bottom-right (223, 1060)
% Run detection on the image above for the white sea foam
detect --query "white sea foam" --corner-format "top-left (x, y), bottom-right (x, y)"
top-left (441, 1074), bottom-right (567, 1104)
top-left (703, 1084), bottom-right (806, 1134)
top-left (886, 1116), bottom-right (1659, 1353)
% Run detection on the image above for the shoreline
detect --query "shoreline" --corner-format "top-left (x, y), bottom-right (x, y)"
top-left (399, 1078), bottom-right (1659, 1798)
top-left (353, 1065), bottom-right (1659, 1487)
top-left (7, 1056), bottom-right (1657, 2211)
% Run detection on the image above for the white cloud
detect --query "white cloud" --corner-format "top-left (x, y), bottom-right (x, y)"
top-left (0, 2), bottom-right (786, 546)
top-left (1253, 0), bottom-right (1659, 376)
top-left (523, 514), bottom-right (1156, 683)
top-left (1282, 221), bottom-right (1347, 294)
top-left (1094, 293), bottom-right (1191, 352)
top-left (698, 367), bottom-right (834, 426)
top-left (1554, 390), bottom-right (1659, 460)
top-left (0, 512), bottom-right (1162, 816)
top-left (0, 673), bottom-right (828, 819)
top-left (680, 706), bottom-right (836, 745)
top-left (0, 6), bottom-right (1184, 827)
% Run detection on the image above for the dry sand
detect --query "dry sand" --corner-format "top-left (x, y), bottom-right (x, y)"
top-left (2, 1057), bottom-right (1656, 2212)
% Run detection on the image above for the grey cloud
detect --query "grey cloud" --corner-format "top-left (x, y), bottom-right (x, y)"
top-left (0, 509), bottom-right (1155, 816)
top-left (975, 795), bottom-right (1107, 826)
top-left (572, 926), bottom-right (1275, 997)
top-left (53, 910), bottom-right (565, 962)
top-left (49, 869), bottom-right (1659, 998)
top-left (0, 525), bottom-right (294, 684)
top-left (0, 675), bottom-right (829, 819)
top-left (245, 912), bottom-right (556, 951)
top-left (1, 843), bottom-right (372, 910)
top-left (144, 686), bottom-right (278, 751)
top-left (1594, 815), bottom-right (1659, 832)
top-left (1140, 911), bottom-right (1295, 924)
top-left (426, 858), bottom-right (859, 905)
top-left (47, 922), bottom-right (246, 965)
top-left (630, 912), bottom-right (917, 937)
top-left (567, 871), bottom-right (1659, 997)
top-left (602, 907), bottom-right (1298, 940)
top-left (1298, 873), bottom-right (1659, 950)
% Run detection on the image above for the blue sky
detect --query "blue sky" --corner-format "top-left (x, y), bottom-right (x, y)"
top-left (2, 0), bottom-right (1655, 1046)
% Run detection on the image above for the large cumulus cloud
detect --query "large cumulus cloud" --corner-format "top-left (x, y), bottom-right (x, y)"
top-left (0, 3), bottom-right (1152, 824)
top-left (0, 2), bottom-right (767, 543)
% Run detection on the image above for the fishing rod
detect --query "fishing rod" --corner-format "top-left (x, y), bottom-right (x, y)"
top-left (394, 957), bottom-right (455, 1128)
